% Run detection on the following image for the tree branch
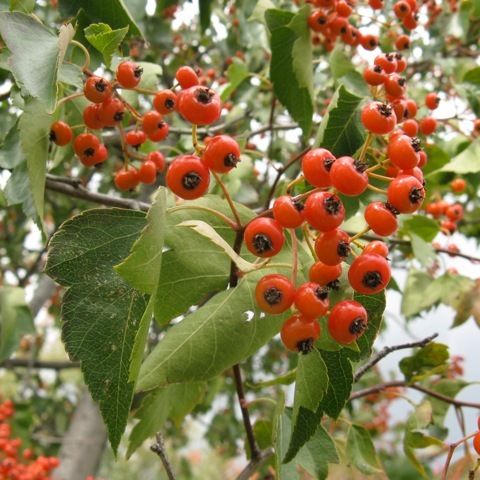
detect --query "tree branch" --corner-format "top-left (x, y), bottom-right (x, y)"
top-left (150, 433), bottom-right (176, 480)
top-left (0, 359), bottom-right (79, 370)
top-left (246, 123), bottom-right (299, 141)
top-left (236, 447), bottom-right (274, 480)
top-left (349, 381), bottom-right (480, 409)
top-left (353, 333), bottom-right (439, 382)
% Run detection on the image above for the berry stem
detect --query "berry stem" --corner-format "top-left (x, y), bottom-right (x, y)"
top-left (115, 91), bottom-right (143, 121)
top-left (191, 124), bottom-right (203, 156)
top-left (286, 175), bottom-right (305, 193)
top-left (211, 171), bottom-right (243, 228)
top-left (56, 92), bottom-right (84, 108)
top-left (133, 86), bottom-right (158, 95)
top-left (357, 132), bottom-right (373, 164)
top-left (302, 224), bottom-right (318, 261)
top-left (367, 171), bottom-right (393, 182)
top-left (169, 205), bottom-right (238, 230)
top-left (442, 431), bottom-right (479, 480)
top-left (365, 163), bottom-right (383, 173)
top-left (366, 184), bottom-right (387, 194)
top-left (70, 40), bottom-right (91, 72)
top-left (117, 124), bottom-right (130, 169)
top-left (289, 229), bottom-right (298, 286)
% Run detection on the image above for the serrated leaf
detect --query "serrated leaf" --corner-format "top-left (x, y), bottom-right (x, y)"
top-left (45, 208), bottom-right (148, 453)
top-left (346, 424), bottom-right (382, 475)
top-left (0, 287), bottom-right (35, 362)
top-left (314, 85), bottom-right (365, 156)
top-left (127, 382), bottom-right (204, 457)
top-left (0, 13), bottom-right (73, 111)
top-left (440, 139), bottom-right (480, 173)
top-left (220, 59), bottom-right (250, 101)
top-left (0, 121), bottom-right (23, 169)
top-left (84, 23), bottom-right (128, 68)
top-left (399, 343), bottom-right (449, 382)
top-left (266, 7), bottom-right (313, 136)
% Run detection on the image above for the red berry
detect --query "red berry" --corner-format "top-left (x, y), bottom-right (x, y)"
top-left (425, 92), bottom-right (440, 110)
top-left (98, 97), bottom-right (125, 127)
top-left (364, 201), bottom-right (398, 236)
top-left (328, 300), bottom-right (368, 344)
top-left (419, 116), bottom-right (437, 135)
top-left (138, 160), bottom-right (157, 184)
top-left (473, 432), bottom-right (480, 455)
top-left (395, 34), bottom-right (410, 50)
top-left (395, 54), bottom-right (408, 73)
top-left (175, 66), bottom-right (199, 89)
top-left (304, 192), bottom-right (345, 232)
top-left (244, 217), bottom-right (285, 258)
top-left (73, 133), bottom-right (100, 163)
top-left (374, 53), bottom-right (397, 74)
top-left (83, 104), bottom-right (104, 130)
top-left (255, 274), bottom-right (295, 314)
top-left (294, 282), bottom-right (330, 318)
top-left (49, 121), bottom-right (73, 146)
top-left (387, 175), bottom-right (425, 213)
top-left (314, 229), bottom-right (350, 265)
top-left (384, 74), bottom-right (407, 98)
top-left (348, 254), bottom-right (391, 294)
top-left (360, 33), bottom-right (379, 50)
top-left (307, 10), bottom-right (331, 32)
top-left (125, 130), bottom-right (147, 148)
top-left (273, 195), bottom-right (304, 228)
top-left (153, 89), bottom-right (177, 114)
top-left (445, 204), bottom-right (464, 221)
top-left (114, 167), bottom-right (140, 191)
top-left (309, 261), bottom-right (342, 287)
top-left (202, 135), bottom-right (240, 173)
top-left (301, 148), bottom-right (335, 187)
top-left (146, 151), bottom-right (166, 171)
top-left (450, 178), bottom-right (466, 193)
top-left (280, 315), bottom-right (321, 353)
top-left (336, 0), bottom-right (353, 16)
top-left (84, 76), bottom-right (112, 103)
top-left (387, 134), bottom-right (421, 169)
top-left (330, 156), bottom-right (368, 196)
top-left (90, 144), bottom-right (108, 166)
top-left (177, 86), bottom-right (222, 125)
top-left (402, 119), bottom-right (419, 137)
top-left (166, 154), bottom-right (210, 200)
top-left (403, 12), bottom-right (418, 30)
top-left (393, 0), bottom-right (411, 18)
top-left (363, 65), bottom-right (387, 86)
top-left (404, 98), bottom-right (417, 118)
top-left (142, 111), bottom-right (164, 135)
top-left (361, 102), bottom-right (397, 135)
top-left (147, 121), bottom-right (170, 142)
top-left (116, 61), bottom-right (143, 89)
top-left (363, 240), bottom-right (389, 258)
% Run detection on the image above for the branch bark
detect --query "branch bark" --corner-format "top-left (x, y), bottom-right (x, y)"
top-left (150, 433), bottom-right (176, 480)
top-left (236, 447), bottom-right (274, 480)
top-left (0, 359), bottom-right (79, 369)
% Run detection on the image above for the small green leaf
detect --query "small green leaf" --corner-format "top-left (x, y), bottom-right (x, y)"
top-left (199, 0), bottom-right (213, 32)
top-left (429, 379), bottom-right (469, 425)
top-left (314, 85), bottom-right (365, 157)
top-left (399, 343), bottom-right (449, 382)
top-left (464, 67), bottom-right (480, 85)
top-left (84, 23), bottom-right (128, 68)
top-left (329, 46), bottom-right (354, 78)
top-left (402, 269), bottom-right (436, 318)
top-left (423, 144), bottom-right (451, 176)
top-left (220, 59), bottom-right (250, 101)
top-left (247, 369), bottom-right (296, 389)
top-left (402, 215), bottom-right (440, 242)
top-left (441, 139), bottom-right (480, 173)
top-left (0, 121), bottom-right (23, 169)
top-left (346, 424), bottom-right (383, 475)
top-left (410, 234), bottom-right (436, 267)
top-left (9, 0), bottom-right (35, 13)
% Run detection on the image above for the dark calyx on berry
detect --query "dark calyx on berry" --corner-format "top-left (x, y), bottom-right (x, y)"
top-left (134, 66), bottom-right (143, 78)
top-left (95, 79), bottom-right (108, 92)
top-left (165, 98), bottom-right (175, 110)
top-left (409, 187), bottom-right (424, 204)
top-left (114, 111), bottom-right (124, 122)
top-left (157, 121), bottom-right (167, 129)
top-left (411, 137), bottom-right (421, 152)
top-left (195, 87), bottom-right (215, 104)
top-left (373, 65), bottom-right (383, 74)
top-left (398, 77), bottom-right (406, 86)
top-left (182, 172), bottom-right (202, 190)
top-left (84, 147), bottom-right (95, 157)
top-left (349, 317), bottom-right (367, 335)
top-left (337, 241), bottom-right (351, 258)
top-left (378, 103), bottom-right (393, 117)
top-left (297, 338), bottom-right (315, 355)
top-left (386, 53), bottom-right (395, 62)
top-left (49, 131), bottom-right (56, 142)
top-left (324, 195), bottom-right (341, 215)
top-left (293, 200), bottom-right (305, 212)
top-left (354, 159), bottom-right (368, 173)
top-left (264, 287), bottom-right (282, 305)
top-left (324, 157), bottom-right (335, 171)
top-left (315, 286), bottom-right (329, 300)
top-left (362, 270), bottom-right (383, 289)
top-left (395, 53), bottom-right (403, 60)
top-left (253, 233), bottom-right (273, 254)
top-left (224, 153), bottom-right (239, 168)
top-left (385, 202), bottom-right (400, 215)
top-left (327, 279), bottom-right (340, 290)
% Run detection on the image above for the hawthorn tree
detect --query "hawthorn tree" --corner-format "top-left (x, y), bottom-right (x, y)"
top-left (0, 0), bottom-right (480, 479)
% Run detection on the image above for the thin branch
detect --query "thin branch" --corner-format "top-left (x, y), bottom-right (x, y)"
top-left (349, 381), bottom-right (480, 409)
top-left (246, 123), bottom-right (299, 141)
top-left (442, 431), bottom-right (479, 480)
top-left (236, 447), bottom-right (274, 480)
top-left (354, 333), bottom-right (439, 382)
top-left (150, 433), bottom-right (176, 480)
top-left (0, 359), bottom-right (80, 370)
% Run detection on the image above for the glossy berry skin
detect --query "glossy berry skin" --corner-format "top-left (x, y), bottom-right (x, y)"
top-left (116, 61), bottom-right (143, 89)
top-left (400, 166), bottom-right (424, 184)
top-left (364, 201), bottom-right (398, 236)
top-left (450, 178), bottom-right (466, 193)
top-left (404, 99), bottom-right (418, 118)
top-left (175, 66), bottom-right (199, 89)
top-left (330, 156), bottom-right (368, 196)
top-left (147, 122), bottom-right (170, 142)
top-left (304, 192), bottom-right (345, 232)
top-left (294, 282), bottom-right (330, 318)
top-left (142, 111), bottom-right (164, 135)
top-left (395, 34), bottom-right (410, 50)
top-left (348, 254), bottom-right (391, 295)
top-left (98, 97), bottom-right (125, 127)
top-left (363, 240), bottom-right (389, 258)
top-left (138, 160), bottom-right (157, 184)
top-left (385, 74), bottom-right (407, 98)
top-left (273, 195), bottom-right (304, 228)
top-left (387, 175), bottom-right (425, 213)
top-left (244, 218), bottom-right (285, 258)
top-left (114, 167), bottom-right (140, 191)
top-left (166, 154), bottom-right (210, 200)
top-left (73, 133), bottom-right (100, 161)
top-left (202, 135), bottom-right (240, 173)
top-left (361, 102), bottom-right (397, 135)
top-left (146, 151), bottom-right (166, 171)
top-left (153, 89), bottom-right (177, 114)
top-left (425, 92), bottom-right (440, 110)
top-left (446, 204), bottom-right (464, 221)
top-left (309, 261), bottom-right (342, 287)
top-left (387, 134), bottom-right (421, 169)
top-left (374, 53), bottom-right (397, 74)
top-left (315, 229), bottom-right (350, 266)
top-left (125, 130), bottom-right (147, 148)
top-left (177, 86), bottom-right (222, 125)
top-left (328, 300), bottom-right (368, 345)
top-left (301, 148), bottom-right (335, 187)
top-left (255, 274), bottom-right (295, 314)
top-left (419, 116), bottom-right (437, 135)
top-left (363, 66), bottom-right (387, 86)
top-left (90, 144), bottom-right (108, 166)
top-left (360, 33), bottom-right (378, 50)
top-left (280, 315), bottom-right (321, 353)
top-left (393, 0), bottom-right (411, 18)
top-left (473, 432), bottom-right (480, 456)
top-left (84, 76), bottom-right (112, 103)
top-left (307, 10), bottom-right (330, 32)
top-left (402, 119), bottom-right (419, 137)
top-left (418, 150), bottom-right (428, 168)
top-left (49, 121), bottom-right (73, 146)
top-left (83, 104), bottom-right (103, 130)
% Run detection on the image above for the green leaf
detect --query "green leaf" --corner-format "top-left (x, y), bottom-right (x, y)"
top-left (0, 121), bottom-right (23, 169)
top-left (3, 163), bottom-right (36, 219)
top-left (247, 369), bottom-right (296, 389)
top-left (314, 85), bottom-right (365, 157)
top-left (59, 0), bottom-right (142, 38)
top-left (423, 144), bottom-right (451, 176)
top-left (266, 7), bottom-right (313, 136)
top-left (9, 0), bottom-right (35, 13)
top-left (0, 13), bottom-right (74, 112)
top-left (199, 0), bottom-right (213, 32)
top-left (329, 46), bottom-right (354, 78)
top-left (346, 424), bottom-right (383, 475)
top-left (399, 343), bottom-right (449, 382)
top-left (84, 23), bottom-right (128, 68)
top-left (0, 287), bottom-right (35, 362)
top-left (58, 62), bottom-right (84, 89)
top-left (127, 382), bottom-right (205, 457)
top-left (429, 379), bottom-right (469, 425)
top-left (220, 59), bottom-right (250, 101)
top-left (440, 139), bottom-right (480, 173)
top-left (45, 208), bottom-right (148, 453)
top-left (463, 67), bottom-right (480, 85)
top-left (401, 269), bottom-right (436, 318)
top-left (249, 0), bottom-right (275, 23)
top-left (292, 349), bottom-right (328, 423)
top-left (19, 99), bottom-right (51, 226)
top-left (410, 234), bottom-right (436, 267)
top-left (402, 215), bottom-right (440, 242)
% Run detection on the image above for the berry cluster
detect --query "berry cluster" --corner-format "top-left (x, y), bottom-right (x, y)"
top-left (50, 63), bottom-right (227, 193)
top-left (426, 199), bottom-right (464, 234)
top-left (0, 399), bottom-right (60, 480)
